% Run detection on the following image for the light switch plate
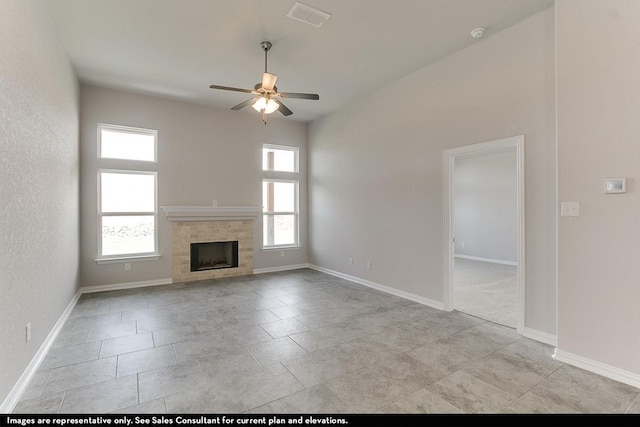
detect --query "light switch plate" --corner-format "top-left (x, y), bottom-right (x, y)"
top-left (604, 178), bottom-right (626, 194)
top-left (561, 202), bottom-right (580, 217)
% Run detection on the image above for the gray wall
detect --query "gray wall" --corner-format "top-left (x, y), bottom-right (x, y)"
top-left (3, 0), bottom-right (639, 402)
top-left (557, 0), bottom-right (640, 375)
top-left (79, 85), bottom-right (308, 287)
top-left (0, 1), bottom-right (79, 404)
top-left (453, 149), bottom-right (517, 263)
top-left (309, 8), bottom-right (556, 336)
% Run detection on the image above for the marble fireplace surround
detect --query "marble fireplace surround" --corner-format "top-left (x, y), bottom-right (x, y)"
top-left (161, 206), bottom-right (261, 283)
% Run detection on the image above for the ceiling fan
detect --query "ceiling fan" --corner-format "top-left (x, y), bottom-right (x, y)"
top-left (209, 41), bottom-right (319, 124)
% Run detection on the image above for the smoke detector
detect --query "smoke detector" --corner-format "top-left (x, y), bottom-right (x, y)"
top-left (470, 28), bottom-right (485, 39)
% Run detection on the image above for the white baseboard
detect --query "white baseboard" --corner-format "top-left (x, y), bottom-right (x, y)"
top-left (308, 265), bottom-right (561, 348)
top-left (2, 277), bottom-right (174, 412)
top-left (554, 349), bottom-right (640, 389)
top-left (308, 264), bottom-right (444, 311)
top-left (309, 264), bottom-right (638, 390)
top-left (455, 254), bottom-right (518, 266)
top-left (0, 290), bottom-right (81, 413)
top-left (523, 327), bottom-right (557, 346)
top-left (253, 264), bottom-right (310, 275)
top-left (79, 278), bottom-right (173, 294)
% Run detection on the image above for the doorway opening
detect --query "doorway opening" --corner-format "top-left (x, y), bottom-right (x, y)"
top-left (443, 136), bottom-right (525, 333)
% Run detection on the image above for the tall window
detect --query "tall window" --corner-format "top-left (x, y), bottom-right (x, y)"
top-left (262, 145), bottom-right (299, 248)
top-left (97, 124), bottom-right (158, 260)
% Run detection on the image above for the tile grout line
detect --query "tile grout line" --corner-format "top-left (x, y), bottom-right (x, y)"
top-left (56, 390), bottom-right (67, 414)
top-left (518, 362), bottom-right (570, 409)
top-left (36, 371), bottom-right (52, 401)
top-left (622, 395), bottom-right (639, 414)
top-left (136, 373), bottom-right (140, 406)
top-left (481, 338), bottom-right (566, 411)
top-left (150, 324), bottom-right (156, 348)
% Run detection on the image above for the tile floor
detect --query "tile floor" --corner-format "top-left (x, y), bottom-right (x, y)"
top-left (13, 269), bottom-right (640, 414)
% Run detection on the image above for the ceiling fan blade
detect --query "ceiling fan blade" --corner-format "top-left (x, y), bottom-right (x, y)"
top-left (231, 97), bottom-right (260, 110)
top-left (274, 99), bottom-right (293, 116)
top-left (209, 84), bottom-right (255, 94)
top-left (277, 92), bottom-right (319, 100)
top-left (261, 73), bottom-right (278, 91)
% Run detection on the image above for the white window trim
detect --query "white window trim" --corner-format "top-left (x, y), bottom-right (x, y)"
top-left (262, 178), bottom-right (300, 249)
top-left (98, 123), bottom-right (158, 163)
top-left (95, 254), bottom-right (161, 265)
top-left (96, 168), bottom-right (160, 262)
top-left (262, 144), bottom-right (299, 173)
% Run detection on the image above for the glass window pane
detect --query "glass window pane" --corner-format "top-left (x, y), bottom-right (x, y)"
top-left (102, 215), bottom-right (155, 256)
top-left (100, 128), bottom-right (155, 161)
top-left (263, 181), bottom-right (295, 212)
top-left (263, 214), bottom-right (296, 246)
top-left (101, 172), bottom-right (155, 213)
top-left (262, 147), bottom-right (296, 172)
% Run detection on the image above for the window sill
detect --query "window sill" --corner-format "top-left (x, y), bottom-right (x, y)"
top-left (262, 245), bottom-right (302, 251)
top-left (95, 254), bottom-right (161, 264)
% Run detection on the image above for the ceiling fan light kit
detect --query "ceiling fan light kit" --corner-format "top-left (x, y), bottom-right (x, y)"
top-left (252, 97), bottom-right (279, 114)
top-left (209, 41), bottom-right (319, 124)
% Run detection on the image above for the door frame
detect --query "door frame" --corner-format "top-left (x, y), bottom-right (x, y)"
top-left (442, 135), bottom-right (525, 334)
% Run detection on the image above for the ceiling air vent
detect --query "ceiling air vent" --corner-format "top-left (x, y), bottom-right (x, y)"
top-left (287, 2), bottom-right (331, 28)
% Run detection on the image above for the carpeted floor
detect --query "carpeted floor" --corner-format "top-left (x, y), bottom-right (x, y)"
top-left (453, 258), bottom-right (517, 328)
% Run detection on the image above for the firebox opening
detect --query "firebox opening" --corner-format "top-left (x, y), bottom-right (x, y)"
top-left (190, 241), bottom-right (239, 272)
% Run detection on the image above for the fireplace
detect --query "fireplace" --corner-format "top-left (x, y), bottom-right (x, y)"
top-left (162, 206), bottom-right (260, 282)
top-left (190, 241), bottom-right (238, 272)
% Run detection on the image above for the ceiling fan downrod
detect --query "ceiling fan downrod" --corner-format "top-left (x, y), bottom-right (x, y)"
top-left (261, 41), bottom-right (272, 73)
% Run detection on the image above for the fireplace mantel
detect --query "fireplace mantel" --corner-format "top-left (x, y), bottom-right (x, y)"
top-left (161, 206), bottom-right (261, 222)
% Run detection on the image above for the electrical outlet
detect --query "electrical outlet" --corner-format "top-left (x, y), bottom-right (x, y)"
top-left (560, 202), bottom-right (580, 217)
top-left (124, 263), bottom-right (131, 271)
top-left (26, 323), bottom-right (31, 342)
top-left (349, 257), bottom-right (353, 265)
top-left (280, 251), bottom-right (285, 257)
top-left (367, 261), bottom-right (372, 270)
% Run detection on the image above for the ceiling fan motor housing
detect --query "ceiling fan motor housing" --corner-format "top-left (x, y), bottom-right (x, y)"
top-left (255, 83), bottom-right (277, 93)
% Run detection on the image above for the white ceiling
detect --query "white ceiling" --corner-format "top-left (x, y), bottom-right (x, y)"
top-left (44, 0), bottom-right (553, 122)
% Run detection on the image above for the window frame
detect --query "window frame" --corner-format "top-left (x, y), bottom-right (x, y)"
top-left (261, 143), bottom-right (300, 250)
top-left (98, 123), bottom-right (158, 163)
top-left (262, 178), bottom-right (300, 249)
top-left (96, 169), bottom-right (160, 263)
top-left (262, 144), bottom-right (299, 173)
